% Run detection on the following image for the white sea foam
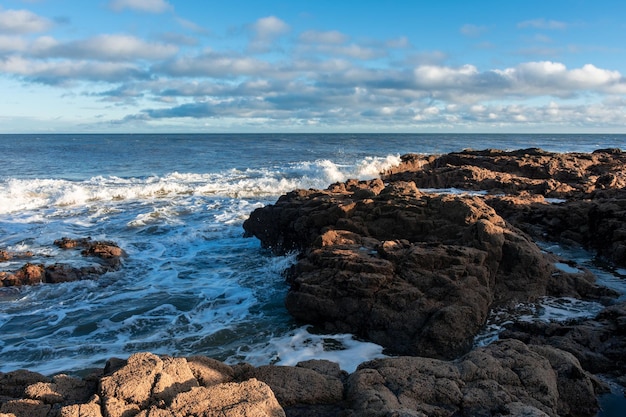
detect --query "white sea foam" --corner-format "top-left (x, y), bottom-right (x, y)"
top-left (228, 326), bottom-right (387, 373)
top-left (474, 296), bottom-right (605, 348)
top-left (0, 155), bottom-right (401, 216)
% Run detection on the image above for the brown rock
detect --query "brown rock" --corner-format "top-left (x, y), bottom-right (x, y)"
top-left (146, 379), bottom-right (285, 417)
top-left (0, 398), bottom-right (50, 417)
top-left (186, 356), bottom-right (234, 387)
top-left (99, 352), bottom-right (198, 416)
top-left (245, 180), bottom-right (592, 359)
top-left (1, 237), bottom-right (126, 287)
top-left (249, 364), bottom-right (344, 406)
top-left (25, 374), bottom-right (95, 405)
top-left (501, 302), bottom-right (626, 378)
top-left (347, 339), bottom-right (603, 417)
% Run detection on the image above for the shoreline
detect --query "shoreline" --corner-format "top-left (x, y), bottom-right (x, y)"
top-left (1, 147), bottom-right (625, 416)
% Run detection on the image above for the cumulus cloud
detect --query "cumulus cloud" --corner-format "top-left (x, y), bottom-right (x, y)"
top-left (2, 7), bottom-right (624, 131)
top-left (31, 34), bottom-right (179, 61)
top-left (0, 55), bottom-right (146, 84)
top-left (0, 35), bottom-right (28, 52)
top-left (108, 0), bottom-right (173, 13)
top-left (0, 8), bottom-right (53, 33)
top-left (248, 16), bottom-right (290, 52)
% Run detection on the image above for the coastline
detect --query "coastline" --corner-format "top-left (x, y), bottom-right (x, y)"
top-left (1, 147), bottom-right (625, 417)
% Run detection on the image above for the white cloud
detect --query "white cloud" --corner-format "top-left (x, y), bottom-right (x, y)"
top-left (252, 16), bottom-right (290, 40)
top-left (108, 0), bottom-right (173, 13)
top-left (0, 35), bottom-right (28, 52)
top-left (158, 51), bottom-right (272, 78)
top-left (248, 16), bottom-right (290, 52)
top-left (31, 34), bottom-right (179, 61)
top-left (0, 55), bottom-right (145, 83)
top-left (517, 18), bottom-right (568, 30)
top-left (0, 8), bottom-right (53, 33)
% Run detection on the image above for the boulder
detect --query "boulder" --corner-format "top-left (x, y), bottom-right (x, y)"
top-left (346, 339), bottom-right (604, 417)
top-left (0, 238), bottom-right (126, 287)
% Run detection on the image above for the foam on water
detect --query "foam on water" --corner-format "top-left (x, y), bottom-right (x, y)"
top-left (0, 153), bottom-right (403, 375)
top-left (0, 155), bottom-right (401, 216)
top-left (475, 242), bottom-right (625, 347)
top-left (228, 326), bottom-right (387, 373)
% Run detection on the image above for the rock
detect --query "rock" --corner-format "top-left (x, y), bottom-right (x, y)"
top-left (144, 379), bottom-right (285, 417)
top-left (377, 148), bottom-right (626, 266)
top-left (346, 339), bottom-right (603, 417)
top-left (0, 398), bottom-right (50, 417)
top-left (382, 148), bottom-right (626, 198)
top-left (0, 346), bottom-right (609, 417)
top-left (487, 191), bottom-right (626, 267)
top-left (0, 237), bottom-right (125, 287)
top-left (99, 352), bottom-right (198, 416)
top-left (248, 364), bottom-right (344, 406)
top-left (244, 179), bottom-right (608, 359)
top-left (0, 370), bottom-right (50, 400)
top-left (25, 374), bottom-right (95, 405)
top-left (501, 302), bottom-right (626, 378)
top-left (186, 356), bottom-right (234, 387)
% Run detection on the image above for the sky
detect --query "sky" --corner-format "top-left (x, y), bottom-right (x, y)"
top-left (1, 0), bottom-right (626, 133)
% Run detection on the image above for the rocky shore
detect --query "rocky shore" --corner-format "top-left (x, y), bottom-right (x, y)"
top-left (1, 148), bottom-right (625, 416)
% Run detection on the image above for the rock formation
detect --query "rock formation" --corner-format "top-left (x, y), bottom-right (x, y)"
top-left (2, 148), bottom-right (625, 417)
top-left (243, 166), bottom-right (618, 359)
top-left (0, 238), bottom-right (125, 287)
top-left (0, 341), bottom-right (609, 417)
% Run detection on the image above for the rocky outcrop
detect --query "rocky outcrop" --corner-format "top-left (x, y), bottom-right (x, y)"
top-left (380, 148), bottom-right (626, 266)
top-left (501, 302), bottom-right (626, 383)
top-left (0, 238), bottom-right (125, 287)
top-left (0, 341), bottom-right (609, 417)
top-left (243, 179), bottom-right (615, 359)
top-left (382, 148), bottom-right (626, 198)
top-left (0, 352), bottom-right (286, 417)
top-left (487, 191), bottom-right (626, 266)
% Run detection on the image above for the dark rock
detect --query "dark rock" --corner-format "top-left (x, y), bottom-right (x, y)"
top-left (501, 302), bottom-right (626, 378)
top-left (347, 339), bottom-right (604, 417)
top-left (0, 238), bottom-right (125, 287)
top-left (244, 179), bottom-right (610, 359)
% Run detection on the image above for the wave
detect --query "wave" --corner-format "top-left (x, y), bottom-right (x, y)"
top-left (0, 155), bottom-right (401, 215)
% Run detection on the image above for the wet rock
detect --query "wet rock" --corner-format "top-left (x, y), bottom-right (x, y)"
top-left (244, 179), bottom-right (609, 359)
top-left (501, 302), bottom-right (626, 378)
top-left (347, 339), bottom-right (604, 417)
top-left (382, 148), bottom-right (626, 198)
top-left (0, 238), bottom-right (125, 288)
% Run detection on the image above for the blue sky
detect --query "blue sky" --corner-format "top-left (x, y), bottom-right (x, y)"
top-left (1, 0), bottom-right (625, 133)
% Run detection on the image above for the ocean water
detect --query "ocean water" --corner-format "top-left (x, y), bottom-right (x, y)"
top-left (1, 133), bottom-right (625, 377)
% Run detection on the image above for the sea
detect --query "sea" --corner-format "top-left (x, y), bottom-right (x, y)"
top-left (1, 134), bottom-right (625, 397)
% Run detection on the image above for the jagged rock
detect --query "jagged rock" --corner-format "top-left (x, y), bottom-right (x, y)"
top-left (244, 179), bottom-right (611, 359)
top-left (487, 190), bottom-right (626, 266)
top-left (382, 148), bottom-right (626, 198)
top-left (346, 339), bottom-right (604, 417)
top-left (0, 238), bottom-right (125, 287)
top-left (0, 344), bottom-right (610, 417)
top-left (501, 302), bottom-right (626, 378)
